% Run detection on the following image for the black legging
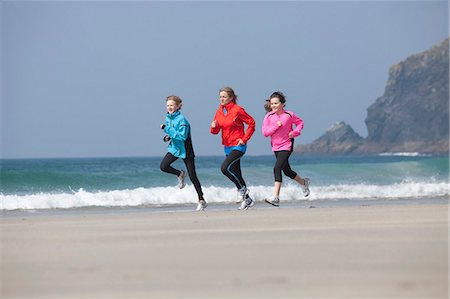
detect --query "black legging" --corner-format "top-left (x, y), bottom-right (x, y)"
top-left (221, 150), bottom-right (246, 190)
top-left (274, 150), bottom-right (297, 182)
top-left (160, 152), bottom-right (204, 200)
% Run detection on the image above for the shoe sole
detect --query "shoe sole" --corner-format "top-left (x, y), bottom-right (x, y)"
top-left (239, 201), bottom-right (255, 210)
top-left (196, 202), bottom-right (208, 211)
top-left (264, 199), bottom-right (279, 207)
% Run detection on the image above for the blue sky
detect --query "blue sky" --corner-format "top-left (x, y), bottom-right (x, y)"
top-left (2, 1), bottom-right (448, 158)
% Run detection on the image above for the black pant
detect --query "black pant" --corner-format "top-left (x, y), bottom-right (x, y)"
top-left (274, 150), bottom-right (297, 182)
top-left (160, 153), bottom-right (204, 200)
top-left (221, 150), bottom-right (246, 190)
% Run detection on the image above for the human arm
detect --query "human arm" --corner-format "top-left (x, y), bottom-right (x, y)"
top-left (262, 114), bottom-right (281, 137)
top-left (288, 113), bottom-right (304, 138)
top-left (238, 108), bottom-right (256, 144)
top-left (210, 110), bottom-right (221, 135)
top-left (165, 118), bottom-right (189, 141)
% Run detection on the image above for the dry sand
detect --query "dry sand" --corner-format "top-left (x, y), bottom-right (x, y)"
top-left (1, 203), bottom-right (448, 298)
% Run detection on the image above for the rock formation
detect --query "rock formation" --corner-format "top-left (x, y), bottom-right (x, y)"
top-left (296, 121), bottom-right (364, 154)
top-left (296, 38), bottom-right (449, 155)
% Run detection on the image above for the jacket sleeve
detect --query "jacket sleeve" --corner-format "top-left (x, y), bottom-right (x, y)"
top-left (239, 108), bottom-right (255, 144)
top-left (210, 110), bottom-right (221, 135)
top-left (167, 118), bottom-right (189, 141)
top-left (262, 114), bottom-right (279, 137)
top-left (289, 113), bottom-right (304, 138)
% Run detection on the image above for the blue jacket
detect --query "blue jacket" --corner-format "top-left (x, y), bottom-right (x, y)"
top-left (164, 111), bottom-right (194, 159)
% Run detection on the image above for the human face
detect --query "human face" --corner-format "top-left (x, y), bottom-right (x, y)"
top-left (270, 97), bottom-right (284, 113)
top-left (219, 91), bottom-right (233, 106)
top-left (166, 100), bottom-right (179, 114)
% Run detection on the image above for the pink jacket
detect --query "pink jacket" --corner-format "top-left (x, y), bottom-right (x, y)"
top-left (262, 110), bottom-right (304, 152)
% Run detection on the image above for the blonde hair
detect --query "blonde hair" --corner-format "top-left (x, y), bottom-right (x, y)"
top-left (219, 86), bottom-right (238, 102)
top-left (166, 95), bottom-right (183, 109)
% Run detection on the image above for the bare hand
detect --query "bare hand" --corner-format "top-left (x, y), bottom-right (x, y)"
top-left (236, 138), bottom-right (245, 146)
top-left (288, 132), bottom-right (294, 138)
top-left (160, 124), bottom-right (166, 130)
top-left (277, 120), bottom-right (282, 127)
top-left (211, 120), bottom-right (217, 128)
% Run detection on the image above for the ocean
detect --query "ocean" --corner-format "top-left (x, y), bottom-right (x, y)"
top-left (1, 154), bottom-right (448, 211)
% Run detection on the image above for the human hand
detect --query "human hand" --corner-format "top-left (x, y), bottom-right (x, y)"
top-left (160, 124), bottom-right (166, 130)
top-left (236, 138), bottom-right (245, 146)
top-left (211, 120), bottom-right (217, 128)
top-left (277, 120), bottom-right (282, 127)
top-left (163, 135), bottom-right (171, 142)
top-left (288, 131), bottom-right (294, 138)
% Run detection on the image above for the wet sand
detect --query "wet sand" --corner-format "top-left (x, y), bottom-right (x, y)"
top-left (1, 203), bottom-right (448, 298)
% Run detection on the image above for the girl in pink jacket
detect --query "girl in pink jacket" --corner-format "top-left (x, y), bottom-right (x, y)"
top-left (262, 91), bottom-right (310, 206)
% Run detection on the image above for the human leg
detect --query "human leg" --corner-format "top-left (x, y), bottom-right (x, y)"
top-left (280, 151), bottom-right (310, 197)
top-left (220, 150), bottom-right (246, 191)
top-left (220, 150), bottom-right (254, 209)
top-left (160, 153), bottom-right (186, 189)
top-left (183, 157), bottom-right (204, 201)
top-left (266, 151), bottom-right (296, 206)
top-left (160, 153), bottom-right (180, 176)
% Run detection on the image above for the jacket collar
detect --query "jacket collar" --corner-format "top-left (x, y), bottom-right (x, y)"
top-left (221, 101), bottom-right (236, 111)
top-left (167, 110), bottom-right (181, 119)
top-left (270, 109), bottom-right (286, 116)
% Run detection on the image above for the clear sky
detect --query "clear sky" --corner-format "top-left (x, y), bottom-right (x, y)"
top-left (1, 1), bottom-right (448, 158)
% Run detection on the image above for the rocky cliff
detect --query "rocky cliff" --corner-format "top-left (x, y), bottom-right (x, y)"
top-left (297, 121), bottom-right (364, 154)
top-left (296, 38), bottom-right (449, 155)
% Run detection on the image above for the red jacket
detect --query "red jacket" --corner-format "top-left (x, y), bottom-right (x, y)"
top-left (210, 101), bottom-right (256, 146)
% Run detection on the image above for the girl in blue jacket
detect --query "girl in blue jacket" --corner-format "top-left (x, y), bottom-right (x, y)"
top-left (160, 95), bottom-right (207, 211)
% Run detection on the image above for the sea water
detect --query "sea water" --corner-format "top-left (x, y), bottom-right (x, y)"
top-left (1, 154), bottom-right (448, 210)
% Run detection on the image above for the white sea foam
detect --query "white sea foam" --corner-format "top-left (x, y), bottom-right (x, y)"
top-left (1, 182), bottom-right (449, 210)
top-left (378, 152), bottom-right (432, 157)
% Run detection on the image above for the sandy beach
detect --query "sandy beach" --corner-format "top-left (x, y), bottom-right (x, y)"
top-left (1, 203), bottom-right (448, 299)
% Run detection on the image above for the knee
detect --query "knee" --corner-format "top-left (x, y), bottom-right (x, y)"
top-left (273, 165), bottom-right (282, 174)
top-left (284, 170), bottom-right (297, 180)
top-left (160, 161), bottom-right (168, 172)
top-left (221, 164), bottom-right (228, 175)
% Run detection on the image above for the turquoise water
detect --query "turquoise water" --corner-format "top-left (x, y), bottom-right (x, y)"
top-left (1, 154), bottom-right (448, 210)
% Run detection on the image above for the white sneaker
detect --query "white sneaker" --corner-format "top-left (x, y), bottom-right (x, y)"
top-left (265, 196), bottom-right (280, 207)
top-left (302, 178), bottom-right (310, 197)
top-left (239, 195), bottom-right (255, 210)
top-left (236, 187), bottom-right (249, 203)
top-left (196, 199), bottom-right (207, 211)
top-left (177, 170), bottom-right (186, 189)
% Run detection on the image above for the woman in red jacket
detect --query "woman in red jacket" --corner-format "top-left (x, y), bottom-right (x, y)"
top-left (210, 87), bottom-right (256, 210)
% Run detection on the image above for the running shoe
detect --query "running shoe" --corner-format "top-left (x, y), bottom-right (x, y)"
top-left (265, 196), bottom-right (280, 207)
top-left (238, 195), bottom-right (255, 210)
top-left (302, 178), bottom-right (310, 197)
top-left (236, 187), bottom-right (249, 203)
top-left (178, 170), bottom-right (186, 189)
top-left (196, 199), bottom-right (208, 211)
